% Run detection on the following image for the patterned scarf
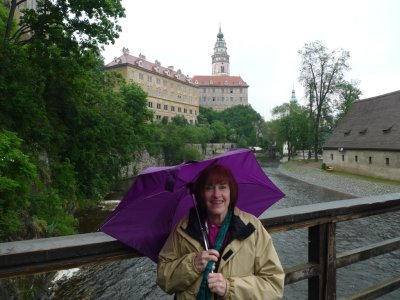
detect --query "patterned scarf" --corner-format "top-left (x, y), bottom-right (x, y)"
top-left (197, 210), bottom-right (233, 300)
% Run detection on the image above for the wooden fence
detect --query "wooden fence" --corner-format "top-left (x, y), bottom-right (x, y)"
top-left (1, 193), bottom-right (400, 299)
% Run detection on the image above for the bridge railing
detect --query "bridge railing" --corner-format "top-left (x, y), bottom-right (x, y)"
top-left (1, 193), bottom-right (400, 299)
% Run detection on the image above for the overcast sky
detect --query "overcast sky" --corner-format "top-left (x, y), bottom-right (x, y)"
top-left (102, 0), bottom-right (400, 121)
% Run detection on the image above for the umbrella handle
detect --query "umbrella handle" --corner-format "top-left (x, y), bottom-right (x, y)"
top-left (202, 223), bottom-right (210, 251)
top-left (191, 193), bottom-right (211, 251)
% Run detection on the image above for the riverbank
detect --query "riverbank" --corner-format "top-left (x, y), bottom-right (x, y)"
top-left (278, 160), bottom-right (400, 197)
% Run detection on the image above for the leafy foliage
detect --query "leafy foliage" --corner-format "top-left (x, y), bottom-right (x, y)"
top-left (298, 40), bottom-right (351, 160)
top-left (0, 131), bottom-right (37, 239)
top-left (271, 103), bottom-right (313, 159)
top-left (334, 80), bottom-right (362, 123)
top-left (0, 0), bottom-right (149, 243)
top-left (199, 105), bottom-right (264, 147)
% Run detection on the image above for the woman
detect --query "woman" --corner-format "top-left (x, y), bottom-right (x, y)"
top-left (157, 164), bottom-right (284, 299)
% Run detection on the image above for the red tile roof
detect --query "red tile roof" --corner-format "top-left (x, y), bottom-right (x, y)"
top-left (192, 75), bottom-right (249, 87)
top-left (105, 52), bottom-right (196, 85)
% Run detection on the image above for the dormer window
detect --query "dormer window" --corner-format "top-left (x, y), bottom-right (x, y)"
top-left (359, 128), bottom-right (367, 135)
top-left (165, 70), bottom-right (170, 76)
top-left (383, 126), bottom-right (393, 133)
top-left (136, 60), bottom-right (143, 67)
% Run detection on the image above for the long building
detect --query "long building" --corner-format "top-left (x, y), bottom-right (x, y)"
top-left (323, 90), bottom-right (400, 181)
top-left (193, 26), bottom-right (249, 111)
top-left (105, 48), bottom-right (199, 124)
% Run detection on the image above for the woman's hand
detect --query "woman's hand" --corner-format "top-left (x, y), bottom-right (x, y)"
top-left (208, 272), bottom-right (227, 297)
top-left (194, 249), bottom-right (220, 272)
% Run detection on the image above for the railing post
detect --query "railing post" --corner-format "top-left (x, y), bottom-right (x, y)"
top-left (308, 223), bottom-right (337, 300)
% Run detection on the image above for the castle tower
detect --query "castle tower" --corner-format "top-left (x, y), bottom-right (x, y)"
top-left (212, 25), bottom-right (230, 75)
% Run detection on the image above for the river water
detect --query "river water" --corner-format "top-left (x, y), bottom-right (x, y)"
top-left (51, 163), bottom-right (400, 299)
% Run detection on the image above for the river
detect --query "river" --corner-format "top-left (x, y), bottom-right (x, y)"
top-left (51, 163), bottom-right (400, 299)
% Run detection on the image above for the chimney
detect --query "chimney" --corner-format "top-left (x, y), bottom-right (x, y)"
top-left (139, 53), bottom-right (146, 60)
top-left (122, 47), bottom-right (130, 55)
top-left (168, 66), bottom-right (174, 70)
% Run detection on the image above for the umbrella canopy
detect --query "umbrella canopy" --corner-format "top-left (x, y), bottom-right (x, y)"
top-left (100, 148), bottom-right (285, 262)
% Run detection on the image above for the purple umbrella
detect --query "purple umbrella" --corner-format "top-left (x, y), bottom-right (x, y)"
top-left (100, 148), bottom-right (285, 262)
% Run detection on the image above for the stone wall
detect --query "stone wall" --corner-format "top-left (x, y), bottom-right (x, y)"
top-left (323, 149), bottom-right (400, 181)
top-left (189, 143), bottom-right (237, 159)
top-left (121, 143), bottom-right (237, 179)
top-left (120, 151), bottom-right (165, 178)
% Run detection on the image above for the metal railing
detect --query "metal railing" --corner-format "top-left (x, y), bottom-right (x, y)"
top-left (1, 193), bottom-right (400, 299)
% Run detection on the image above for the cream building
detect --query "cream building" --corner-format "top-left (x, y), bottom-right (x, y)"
top-left (193, 26), bottom-right (249, 111)
top-left (323, 90), bottom-right (400, 181)
top-left (105, 48), bottom-right (199, 124)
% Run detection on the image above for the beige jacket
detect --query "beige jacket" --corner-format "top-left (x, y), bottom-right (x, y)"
top-left (157, 207), bottom-right (284, 299)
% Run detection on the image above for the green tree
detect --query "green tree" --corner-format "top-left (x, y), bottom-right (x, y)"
top-left (272, 103), bottom-right (312, 160)
top-left (0, 130), bottom-right (37, 240)
top-left (210, 121), bottom-right (228, 142)
top-left (298, 41), bottom-right (350, 160)
top-left (334, 80), bottom-right (362, 123)
top-left (219, 105), bottom-right (263, 147)
top-left (3, 0), bottom-right (124, 57)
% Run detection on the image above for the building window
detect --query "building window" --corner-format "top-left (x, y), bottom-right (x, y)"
top-left (164, 105), bottom-right (168, 110)
top-left (184, 108), bottom-right (187, 113)
top-left (156, 115), bottom-right (161, 120)
top-left (190, 109), bottom-right (192, 114)
top-left (157, 103), bottom-right (161, 109)
top-left (171, 106), bottom-right (175, 112)
top-left (156, 78), bottom-right (161, 84)
top-left (386, 158), bottom-right (390, 165)
top-left (342, 155), bottom-right (344, 161)
top-left (212, 97), bottom-right (215, 101)
top-left (178, 107), bottom-right (182, 112)
top-left (355, 155), bottom-right (358, 162)
top-left (369, 157), bottom-right (372, 164)
top-left (147, 75), bottom-right (152, 82)
top-left (139, 73), bottom-right (144, 80)
top-left (330, 154), bottom-right (333, 160)
top-left (148, 101), bottom-right (153, 108)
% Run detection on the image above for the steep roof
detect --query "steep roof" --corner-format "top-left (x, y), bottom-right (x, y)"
top-left (323, 90), bottom-right (400, 151)
top-left (105, 51), bottom-right (196, 85)
top-left (192, 75), bottom-right (249, 87)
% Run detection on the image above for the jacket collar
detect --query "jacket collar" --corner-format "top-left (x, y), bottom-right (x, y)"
top-left (185, 206), bottom-right (255, 249)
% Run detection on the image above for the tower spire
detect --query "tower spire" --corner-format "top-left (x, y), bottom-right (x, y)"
top-left (290, 85), bottom-right (298, 104)
top-left (212, 25), bottom-right (230, 75)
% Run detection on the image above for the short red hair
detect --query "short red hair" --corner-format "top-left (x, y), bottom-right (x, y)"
top-left (194, 164), bottom-right (238, 210)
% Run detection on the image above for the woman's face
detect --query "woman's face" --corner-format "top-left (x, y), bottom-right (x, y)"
top-left (204, 182), bottom-right (231, 222)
